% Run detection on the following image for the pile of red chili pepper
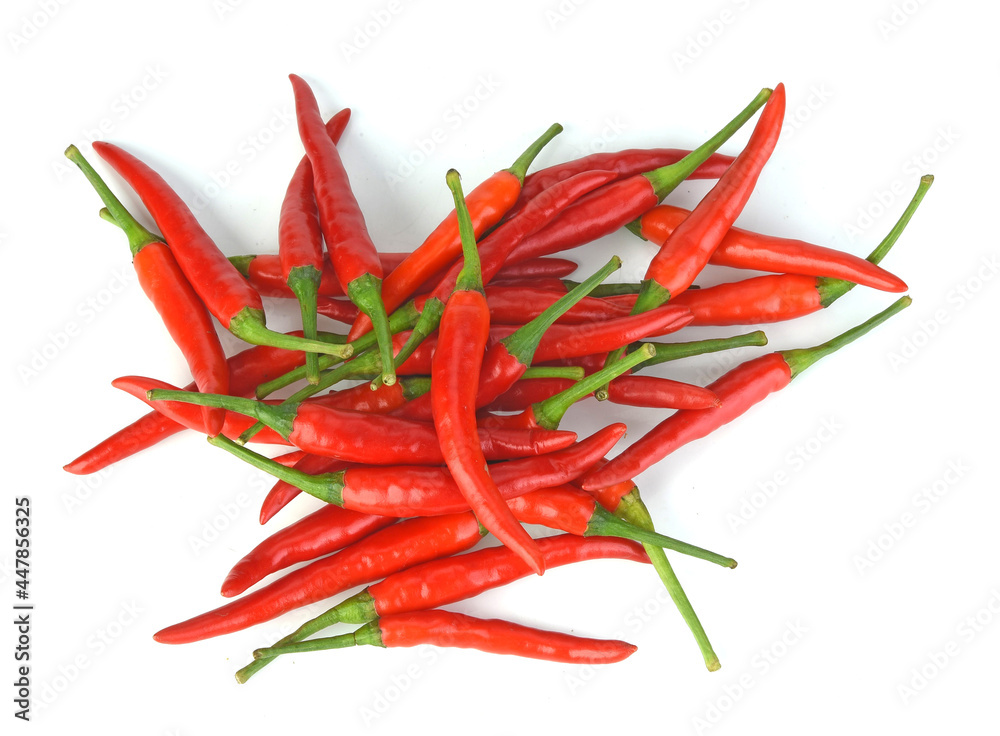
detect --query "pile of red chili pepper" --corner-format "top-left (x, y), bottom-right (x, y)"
top-left (63, 77), bottom-right (931, 679)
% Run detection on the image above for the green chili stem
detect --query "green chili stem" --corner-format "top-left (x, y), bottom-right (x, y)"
top-left (236, 591), bottom-right (378, 683)
top-left (390, 296), bottom-right (445, 376)
top-left (636, 331), bottom-right (769, 371)
top-left (287, 266), bottom-right (323, 384)
top-left (532, 343), bottom-right (655, 430)
top-left (500, 256), bottom-right (622, 367)
top-left (65, 145), bottom-right (160, 257)
top-left (230, 308), bottom-right (353, 359)
top-left (145, 389), bottom-right (297, 439)
top-left (616, 488), bottom-right (721, 671)
top-left (348, 273), bottom-right (395, 387)
top-left (447, 170), bottom-right (484, 294)
top-left (781, 295), bottom-right (912, 378)
top-left (507, 123), bottom-right (563, 184)
top-left (561, 280), bottom-right (642, 297)
top-left (251, 624), bottom-right (379, 660)
top-left (643, 88), bottom-right (772, 202)
top-left (521, 366), bottom-right (585, 381)
top-left (819, 176), bottom-right (933, 306)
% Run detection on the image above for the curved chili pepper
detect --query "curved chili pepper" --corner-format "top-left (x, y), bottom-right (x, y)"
top-left (141, 382), bottom-right (577, 464)
top-left (347, 123), bottom-right (563, 342)
top-left (288, 74), bottom-right (396, 385)
top-left (208, 422), bottom-right (625, 516)
top-left (221, 506), bottom-right (396, 598)
top-left (506, 89), bottom-right (772, 264)
top-left (90, 142), bottom-right (352, 361)
top-left (239, 536), bottom-right (649, 680)
top-left (492, 257), bottom-right (578, 281)
top-left (432, 170), bottom-right (545, 575)
top-left (153, 512), bottom-right (486, 644)
top-left (252, 610), bottom-right (638, 665)
top-left (65, 146), bottom-right (229, 435)
top-left (388, 169), bottom-right (618, 375)
top-left (507, 147), bottom-right (735, 220)
top-left (581, 296), bottom-right (912, 489)
top-left (636, 203), bottom-right (907, 292)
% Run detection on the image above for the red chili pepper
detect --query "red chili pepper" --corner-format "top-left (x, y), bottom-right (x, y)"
top-left (221, 506), bottom-right (396, 598)
top-left (258, 453), bottom-right (349, 525)
top-left (482, 284), bottom-right (630, 325)
top-left (315, 296), bottom-right (360, 324)
top-left (64, 146), bottom-right (229, 436)
top-left (492, 257), bottom-right (578, 281)
top-left (507, 147), bottom-right (736, 220)
top-left (252, 610), bottom-right (638, 665)
top-left (347, 123), bottom-right (564, 342)
top-left (279, 106), bottom-right (353, 383)
top-left (389, 170), bottom-right (619, 374)
top-left (431, 170), bottom-right (545, 575)
top-left (636, 203), bottom-right (907, 292)
top-left (581, 296), bottom-right (912, 489)
top-left (140, 381), bottom-right (578, 464)
top-left (208, 423), bottom-right (625, 516)
top-left (505, 89), bottom-right (772, 264)
top-left (153, 512), bottom-right (486, 644)
top-left (287, 74), bottom-right (396, 385)
top-left (90, 142), bottom-right (352, 362)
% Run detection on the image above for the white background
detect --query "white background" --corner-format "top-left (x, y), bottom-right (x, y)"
top-left (4, 0), bottom-right (998, 733)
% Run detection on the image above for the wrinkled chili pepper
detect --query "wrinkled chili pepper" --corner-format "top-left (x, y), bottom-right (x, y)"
top-left (582, 296), bottom-right (912, 489)
top-left (288, 74), bottom-right (396, 385)
top-left (252, 610), bottom-right (639, 665)
top-left (91, 142), bottom-right (353, 361)
top-left (65, 145), bottom-right (229, 436)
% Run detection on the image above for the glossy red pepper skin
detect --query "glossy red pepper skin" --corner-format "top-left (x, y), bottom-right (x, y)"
top-left (607, 375), bottom-right (721, 410)
top-left (432, 289), bottom-right (546, 576)
top-left (368, 535), bottom-right (648, 617)
top-left (315, 296), bottom-right (361, 323)
top-left (221, 505), bottom-right (396, 597)
top-left (91, 142), bottom-right (263, 329)
top-left (507, 486), bottom-right (599, 536)
top-left (669, 274), bottom-right (824, 325)
top-left (643, 85), bottom-right (786, 299)
top-left (480, 378), bottom-right (574, 413)
top-left (375, 610), bottom-right (637, 664)
top-left (337, 423), bottom-right (625, 517)
top-left (288, 75), bottom-right (381, 289)
top-left (237, 252), bottom-right (407, 299)
top-left (153, 513), bottom-right (485, 644)
top-left (279, 108), bottom-right (352, 283)
top-left (509, 148), bottom-right (735, 220)
top-left (580, 353), bottom-right (793, 489)
top-left (492, 257), bottom-right (578, 281)
top-left (639, 204), bottom-right (907, 292)
top-left (482, 286), bottom-right (630, 325)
